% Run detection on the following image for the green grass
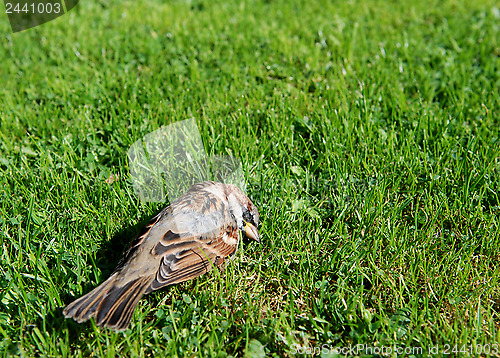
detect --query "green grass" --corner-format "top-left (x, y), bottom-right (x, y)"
top-left (1, 0), bottom-right (500, 356)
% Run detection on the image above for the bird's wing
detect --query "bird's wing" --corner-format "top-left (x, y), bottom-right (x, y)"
top-left (148, 186), bottom-right (238, 291)
top-left (117, 185), bottom-right (239, 291)
top-left (146, 227), bottom-right (239, 292)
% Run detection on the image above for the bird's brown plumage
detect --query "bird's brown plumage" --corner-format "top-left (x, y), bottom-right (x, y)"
top-left (63, 181), bottom-right (259, 330)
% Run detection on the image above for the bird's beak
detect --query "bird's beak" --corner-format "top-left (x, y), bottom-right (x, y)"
top-left (244, 222), bottom-right (260, 242)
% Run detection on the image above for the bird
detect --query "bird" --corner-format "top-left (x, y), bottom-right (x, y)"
top-left (63, 181), bottom-right (259, 330)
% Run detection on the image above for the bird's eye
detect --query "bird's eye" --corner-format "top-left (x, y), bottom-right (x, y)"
top-left (242, 210), bottom-right (255, 226)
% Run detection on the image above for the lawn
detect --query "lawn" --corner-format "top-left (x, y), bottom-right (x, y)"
top-left (1, 0), bottom-right (499, 356)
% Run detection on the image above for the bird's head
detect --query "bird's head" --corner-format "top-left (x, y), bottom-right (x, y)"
top-left (225, 184), bottom-right (260, 242)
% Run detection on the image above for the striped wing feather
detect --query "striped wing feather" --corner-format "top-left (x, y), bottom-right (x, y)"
top-left (148, 229), bottom-right (239, 292)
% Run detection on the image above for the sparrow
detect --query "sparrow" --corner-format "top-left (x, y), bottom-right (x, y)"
top-left (63, 181), bottom-right (259, 330)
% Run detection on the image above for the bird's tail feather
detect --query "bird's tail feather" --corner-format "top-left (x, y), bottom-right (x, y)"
top-left (63, 273), bottom-right (153, 330)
